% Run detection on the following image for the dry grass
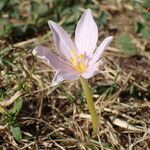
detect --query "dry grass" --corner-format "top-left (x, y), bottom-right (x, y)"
top-left (0, 35), bottom-right (150, 149)
top-left (0, 1), bottom-right (150, 149)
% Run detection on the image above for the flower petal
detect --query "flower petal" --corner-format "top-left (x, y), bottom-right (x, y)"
top-left (81, 66), bottom-right (99, 79)
top-left (33, 45), bottom-right (73, 70)
top-left (75, 9), bottom-right (98, 56)
top-left (81, 60), bottom-right (103, 79)
top-left (89, 36), bottom-right (113, 65)
top-left (48, 20), bottom-right (76, 60)
top-left (52, 69), bottom-right (80, 86)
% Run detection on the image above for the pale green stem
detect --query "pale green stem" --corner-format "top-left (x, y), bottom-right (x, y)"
top-left (80, 77), bottom-right (99, 134)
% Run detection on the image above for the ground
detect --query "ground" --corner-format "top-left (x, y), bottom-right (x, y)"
top-left (0, 0), bottom-right (150, 149)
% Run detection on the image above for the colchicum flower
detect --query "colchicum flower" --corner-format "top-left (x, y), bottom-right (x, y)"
top-left (33, 9), bottom-right (113, 86)
top-left (33, 9), bottom-right (113, 133)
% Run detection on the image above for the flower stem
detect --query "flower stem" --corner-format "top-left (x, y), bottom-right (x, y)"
top-left (80, 77), bottom-right (99, 134)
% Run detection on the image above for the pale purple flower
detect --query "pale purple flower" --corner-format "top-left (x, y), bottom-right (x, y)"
top-left (33, 9), bottom-right (113, 85)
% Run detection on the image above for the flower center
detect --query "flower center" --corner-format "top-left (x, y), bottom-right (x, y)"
top-left (71, 50), bottom-right (87, 72)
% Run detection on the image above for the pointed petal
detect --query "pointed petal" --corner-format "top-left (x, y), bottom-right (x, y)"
top-left (89, 36), bottom-right (113, 65)
top-left (33, 45), bottom-right (73, 70)
top-left (52, 69), bottom-right (80, 86)
top-left (52, 70), bottom-right (64, 86)
top-left (48, 21), bottom-right (76, 60)
top-left (75, 9), bottom-right (98, 56)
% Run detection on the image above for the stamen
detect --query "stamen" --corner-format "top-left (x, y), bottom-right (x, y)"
top-left (71, 50), bottom-right (87, 72)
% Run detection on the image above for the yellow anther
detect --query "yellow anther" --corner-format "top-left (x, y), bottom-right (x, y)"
top-left (71, 49), bottom-right (77, 66)
top-left (78, 62), bottom-right (86, 72)
top-left (71, 50), bottom-right (87, 72)
top-left (79, 54), bottom-right (85, 59)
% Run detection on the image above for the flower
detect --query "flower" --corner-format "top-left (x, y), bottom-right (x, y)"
top-left (33, 9), bottom-right (113, 85)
